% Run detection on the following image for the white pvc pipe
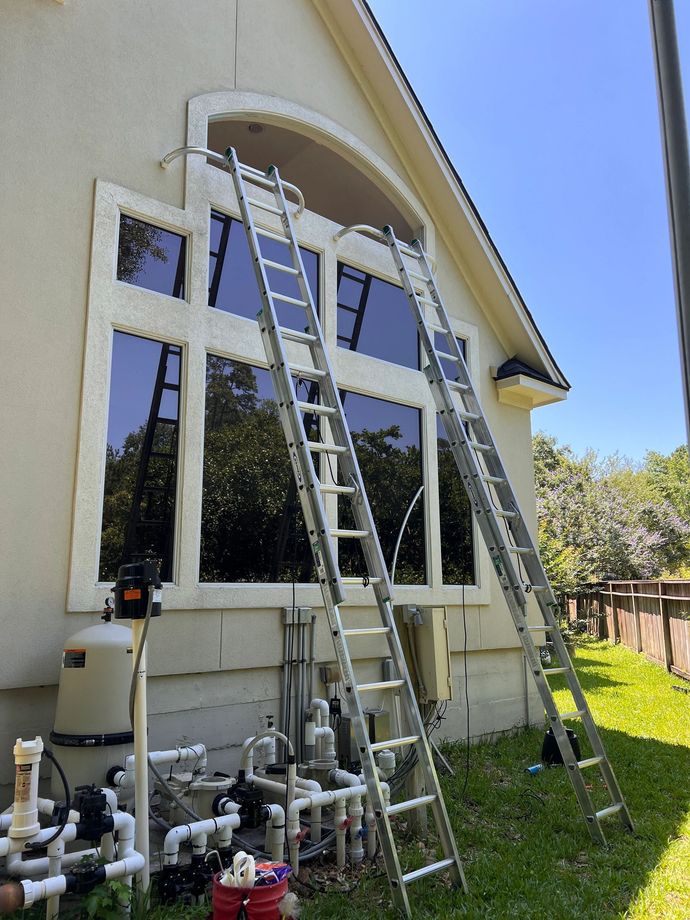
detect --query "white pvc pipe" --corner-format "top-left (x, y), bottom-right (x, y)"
top-left (163, 814), bottom-right (240, 867)
top-left (286, 784), bottom-right (367, 874)
top-left (264, 804), bottom-right (286, 862)
top-left (314, 726), bottom-right (336, 761)
top-left (365, 801), bottom-right (377, 860)
top-left (240, 732), bottom-right (292, 776)
top-left (130, 618), bottom-right (149, 891)
top-left (5, 809), bottom-right (134, 879)
top-left (347, 795), bottom-right (364, 864)
top-left (330, 768), bottom-right (362, 788)
top-left (124, 743), bottom-right (206, 772)
top-left (335, 799), bottom-right (348, 869)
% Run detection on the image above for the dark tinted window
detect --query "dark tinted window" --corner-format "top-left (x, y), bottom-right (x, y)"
top-left (209, 211), bottom-right (319, 330)
top-left (117, 215), bottom-right (186, 298)
top-left (434, 332), bottom-right (467, 380)
top-left (200, 356), bottom-right (317, 583)
top-left (337, 264), bottom-right (418, 370)
top-left (99, 332), bottom-right (181, 582)
top-left (337, 392), bottom-right (425, 585)
top-left (437, 414), bottom-right (474, 584)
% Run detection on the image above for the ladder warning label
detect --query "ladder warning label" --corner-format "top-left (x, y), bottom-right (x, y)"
top-left (14, 764), bottom-right (32, 803)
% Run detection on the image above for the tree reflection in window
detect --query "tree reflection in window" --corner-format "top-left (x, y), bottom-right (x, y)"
top-left (437, 417), bottom-right (474, 586)
top-left (199, 356), bottom-right (317, 583)
top-left (337, 392), bottom-right (425, 585)
top-left (99, 332), bottom-right (181, 582)
top-left (117, 215), bottom-right (186, 299)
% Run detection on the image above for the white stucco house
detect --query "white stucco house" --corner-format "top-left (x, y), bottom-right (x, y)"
top-left (0, 0), bottom-right (568, 791)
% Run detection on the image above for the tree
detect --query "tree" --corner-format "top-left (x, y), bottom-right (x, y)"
top-left (532, 433), bottom-right (690, 594)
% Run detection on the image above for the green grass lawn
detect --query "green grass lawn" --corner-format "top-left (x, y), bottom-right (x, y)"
top-left (301, 638), bottom-right (690, 920)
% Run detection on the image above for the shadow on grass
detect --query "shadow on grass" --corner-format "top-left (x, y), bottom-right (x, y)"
top-left (301, 726), bottom-right (690, 920)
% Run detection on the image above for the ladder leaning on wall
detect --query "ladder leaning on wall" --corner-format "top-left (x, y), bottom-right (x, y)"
top-left (369, 224), bottom-right (633, 846)
top-left (223, 147), bottom-right (466, 918)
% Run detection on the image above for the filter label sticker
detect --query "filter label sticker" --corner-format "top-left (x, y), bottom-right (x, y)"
top-left (15, 764), bottom-right (32, 803)
top-left (124, 588), bottom-right (141, 601)
top-left (152, 589), bottom-right (162, 603)
top-left (63, 649), bottom-right (86, 668)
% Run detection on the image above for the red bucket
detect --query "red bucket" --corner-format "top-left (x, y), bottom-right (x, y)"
top-left (212, 873), bottom-right (289, 920)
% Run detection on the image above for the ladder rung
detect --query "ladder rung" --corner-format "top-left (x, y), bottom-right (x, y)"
top-left (458, 409), bottom-right (480, 422)
top-left (578, 756), bottom-right (604, 770)
top-left (239, 168), bottom-right (275, 190)
top-left (370, 735), bottom-right (419, 753)
top-left (447, 380), bottom-right (470, 393)
top-left (398, 244), bottom-right (419, 259)
top-left (247, 195), bottom-right (282, 216)
top-left (263, 258), bottom-right (299, 275)
top-left (436, 350), bottom-right (459, 363)
top-left (357, 680), bottom-right (405, 693)
top-left (289, 362), bottom-right (327, 380)
top-left (469, 440), bottom-right (494, 452)
top-left (595, 803), bottom-right (624, 820)
top-left (494, 509), bottom-right (518, 520)
top-left (309, 441), bottom-right (348, 454)
top-left (280, 327), bottom-right (317, 345)
top-left (508, 545), bottom-right (534, 555)
top-left (427, 322), bottom-right (448, 335)
top-left (297, 401), bottom-right (337, 417)
top-left (527, 624), bottom-right (555, 632)
top-left (341, 577), bottom-right (383, 587)
top-left (559, 710), bottom-right (586, 720)
top-left (255, 226), bottom-right (290, 245)
top-left (387, 794), bottom-right (437, 817)
top-left (271, 291), bottom-right (309, 308)
top-left (320, 483), bottom-right (356, 495)
top-left (407, 269), bottom-right (427, 282)
top-left (542, 667), bottom-right (570, 676)
top-left (419, 296), bottom-right (439, 308)
top-left (402, 858), bottom-right (456, 886)
top-left (342, 626), bottom-right (390, 637)
top-left (530, 585), bottom-right (550, 593)
top-left (330, 529), bottom-right (369, 539)
top-left (481, 474), bottom-right (505, 485)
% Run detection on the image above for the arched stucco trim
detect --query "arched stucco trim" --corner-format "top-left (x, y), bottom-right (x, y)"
top-left (185, 89), bottom-right (434, 250)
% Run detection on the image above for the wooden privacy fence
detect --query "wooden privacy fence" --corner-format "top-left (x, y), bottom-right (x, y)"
top-left (566, 580), bottom-right (690, 682)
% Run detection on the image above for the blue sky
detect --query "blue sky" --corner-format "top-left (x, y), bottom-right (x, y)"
top-left (369, 0), bottom-right (690, 463)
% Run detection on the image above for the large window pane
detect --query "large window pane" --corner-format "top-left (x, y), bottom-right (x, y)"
top-left (200, 356), bottom-right (316, 583)
top-left (117, 215), bottom-right (186, 298)
top-left (338, 392), bottom-right (425, 585)
top-left (209, 211), bottom-right (319, 330)
top-left (99, 332), bottom-right (181, 582)
top-left (337, 263), bottom-right (418, 370)
top-left (437, 414), bottom-right (474, 585)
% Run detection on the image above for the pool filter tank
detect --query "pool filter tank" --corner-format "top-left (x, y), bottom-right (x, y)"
top-left (49, 613), bottom-right (134, 798)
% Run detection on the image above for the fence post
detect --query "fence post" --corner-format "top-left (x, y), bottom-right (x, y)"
top-left (609, 584), bottom-right (619, 644)
top-left (631, 586), bottom-right (643, 653)
top-left (659, 581), bottom-right (673, 671)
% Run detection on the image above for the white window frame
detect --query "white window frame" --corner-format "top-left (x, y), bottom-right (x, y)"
top-left (68, 91), bottom-right (490, 612)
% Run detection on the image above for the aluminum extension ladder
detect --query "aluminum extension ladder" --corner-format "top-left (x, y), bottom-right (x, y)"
top-left (225, 147), bottom-right (466, 916)
top-left (381, 225), bottom-right (634, 845)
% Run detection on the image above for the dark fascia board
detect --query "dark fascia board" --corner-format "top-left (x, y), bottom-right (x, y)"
top-left (360, 0), bottom-right (571, 391)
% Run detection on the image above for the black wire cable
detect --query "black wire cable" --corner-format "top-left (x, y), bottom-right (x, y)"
top-left (25, 748), bottom-right (70, 851)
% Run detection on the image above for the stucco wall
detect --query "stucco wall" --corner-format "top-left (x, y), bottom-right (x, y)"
top-left (0, 0), bottom-right (544, 789)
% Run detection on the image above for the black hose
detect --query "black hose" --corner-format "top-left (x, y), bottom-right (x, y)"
top-left (25, 748), bottom-right (70, 851)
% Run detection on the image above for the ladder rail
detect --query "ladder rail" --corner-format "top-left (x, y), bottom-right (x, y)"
top-left (382, 226), bottom-right (633, 842)
top-left (225, 149), bottom-right (466, 915)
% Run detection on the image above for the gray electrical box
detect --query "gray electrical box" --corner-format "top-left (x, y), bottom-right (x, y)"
top-left (394, 605), bottom-right (453, 703)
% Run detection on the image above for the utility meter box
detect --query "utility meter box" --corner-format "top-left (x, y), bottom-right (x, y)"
top-left (394, 605), bottom-right (453, 703)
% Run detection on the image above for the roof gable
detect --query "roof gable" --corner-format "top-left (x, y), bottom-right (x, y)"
top-left (313, 0), bottom-right (569, 390)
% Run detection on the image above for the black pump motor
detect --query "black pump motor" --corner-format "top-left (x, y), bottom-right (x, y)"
top-left (113, 562), bottom-right (162, 620)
